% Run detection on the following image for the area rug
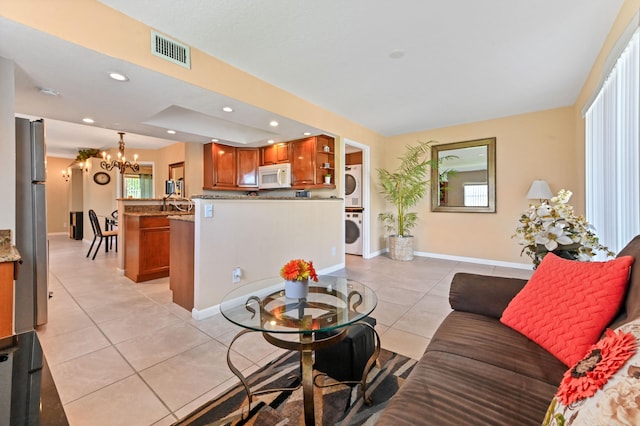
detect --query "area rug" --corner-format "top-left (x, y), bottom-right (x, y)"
top-left (174, 348), bottom-right (416, 426)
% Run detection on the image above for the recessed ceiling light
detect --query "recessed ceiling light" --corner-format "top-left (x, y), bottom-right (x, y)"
top-left (269, 120), bottom-right (279, 127)
top-left (82, 118), bottom-right (95, 124)
top-left (303, 132), bottom-right (311, 136)
top-left (389, 50), bottom-right (405, 59)
top-left (267, 140), bottom-right (275, 144)
top-left (108, 72), bottom-right (129, 81)
top-left (211, 138), bottom-right (219, 142)
top-left (167, 130), bottom-right (176, 134)
top-left (222, 106), bottom-right (233, 112)
top-left (39, 88), bottom-right (59, 96)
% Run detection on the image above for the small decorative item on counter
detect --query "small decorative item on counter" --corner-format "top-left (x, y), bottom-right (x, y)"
top-left (280, 259), bottom-right (318, 299)
top-left (513, 189), bottom-right (614, 267)
top-left (323, 145), bottom-right (330, 152)
top-left (324, 174), bottom-right (332, 184)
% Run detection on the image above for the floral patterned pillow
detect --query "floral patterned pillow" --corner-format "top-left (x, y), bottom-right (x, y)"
top-left (543, 319), bottom-right (640, 425)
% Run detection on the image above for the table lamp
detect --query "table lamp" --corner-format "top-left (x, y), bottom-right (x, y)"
top-left (526, 180), bottom-right (553, 203)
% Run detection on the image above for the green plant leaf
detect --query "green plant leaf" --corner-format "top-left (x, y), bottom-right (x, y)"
top-left (377, 140), bottom-right (442, 236)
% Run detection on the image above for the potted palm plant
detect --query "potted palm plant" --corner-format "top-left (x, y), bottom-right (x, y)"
top-left (377, 141), bottom-right (439, 261)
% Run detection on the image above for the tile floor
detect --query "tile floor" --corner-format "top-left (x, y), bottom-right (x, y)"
top-left (38, 235), bottom-right (533, 425)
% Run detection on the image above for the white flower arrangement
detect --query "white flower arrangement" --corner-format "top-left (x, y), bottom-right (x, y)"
top-left (513, 189), bottom-right (614, 267)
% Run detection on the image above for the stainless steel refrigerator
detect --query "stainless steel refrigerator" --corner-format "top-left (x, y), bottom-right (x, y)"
top-left (15, 117), bottom-right (48, 332)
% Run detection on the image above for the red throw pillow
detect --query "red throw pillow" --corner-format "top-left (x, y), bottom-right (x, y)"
top-left (500, 253), bottom-right (633, 366)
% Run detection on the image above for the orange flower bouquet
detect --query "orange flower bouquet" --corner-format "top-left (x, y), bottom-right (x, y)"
top-left (280, 259), bottom-right (319, 282)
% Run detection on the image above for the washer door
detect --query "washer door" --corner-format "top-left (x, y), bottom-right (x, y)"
top-left (345, 173), bottom-right (357, 196)
top-left (345, 219), bottom-right (361, 244)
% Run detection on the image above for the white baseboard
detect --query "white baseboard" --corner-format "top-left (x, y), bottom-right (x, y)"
top-left (371, 247), bottom-right (531, 270)
top-left (412, 250), bottom-right (532, 270)
top-left (191, 304), bottom-right (220, 321)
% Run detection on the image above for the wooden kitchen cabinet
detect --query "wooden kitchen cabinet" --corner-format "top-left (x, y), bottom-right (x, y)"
top-left (236, 148), bottom-right (259, 187)
top-left (0, 261), bottom-right (16, 338)
top-left (261, 142), bottom-right (290, 165)
top-left (203, 142), bottom-right (237, 189)
top-left (170, 218), bottom-right (194, 311)
top-left (291, 135), bottom-right (336, 188)
top-left (125, 215), bottom-right (171, 282)
top-left (290, 137), bottom-right (316, 186)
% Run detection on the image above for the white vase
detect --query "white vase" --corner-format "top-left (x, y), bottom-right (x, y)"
top-left (285, 279), bottom-right (309, 299)
top-left (324, 176), bottom-right (331, 184)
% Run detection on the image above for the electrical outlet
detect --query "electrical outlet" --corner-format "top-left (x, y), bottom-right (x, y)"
top-left (232, 267), bottom-right (242, 283)
top-left (331, 246), bottom-right (336, 256)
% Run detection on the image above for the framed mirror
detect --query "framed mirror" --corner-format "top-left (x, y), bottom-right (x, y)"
top-left (430, 137), bottom-right (496, 213)
top-left (168, 162), bottom-right (185, 181)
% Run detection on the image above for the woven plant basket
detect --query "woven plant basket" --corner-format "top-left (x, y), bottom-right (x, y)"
top-left (389, 235), bottom-right (414, 261)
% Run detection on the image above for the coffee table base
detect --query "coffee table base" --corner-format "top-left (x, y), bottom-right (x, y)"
top-left (226, 322), bottom-right (380, 425)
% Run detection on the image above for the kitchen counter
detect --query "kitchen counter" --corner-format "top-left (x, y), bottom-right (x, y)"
top-left (192, 195), bottom-right (342, 200)
top-left (0, 244), bottom-right (21, 263)
top-left (123, 210), bottom-right (194, 217)
top-left (168, 214), bottom-right (195, 222)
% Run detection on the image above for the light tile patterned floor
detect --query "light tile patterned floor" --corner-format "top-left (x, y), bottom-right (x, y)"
top-left (39, 235), bottom-right (532, 425)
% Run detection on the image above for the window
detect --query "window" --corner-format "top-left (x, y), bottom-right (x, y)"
top-left (463, 183), bottom-right (488, 207)
top-left (585, 28), bottom-right (640, 254)
top-left (124, 173), bottom-right (153, 198)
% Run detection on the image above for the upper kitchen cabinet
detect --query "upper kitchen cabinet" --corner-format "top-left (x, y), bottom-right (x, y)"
top-left (291, 135), bottom-right (335, 188)
top-left (261, 142), bottom-right (290, 165)
top-left (290, 137), bottom-right (316, 186)
top-left (203, 143), bottom-right (237, 189)
top-left (236, 148), bottom-right (259, 188)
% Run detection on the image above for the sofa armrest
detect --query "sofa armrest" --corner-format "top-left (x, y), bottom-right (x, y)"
top-left (449, 273), bottom-right (528, 319)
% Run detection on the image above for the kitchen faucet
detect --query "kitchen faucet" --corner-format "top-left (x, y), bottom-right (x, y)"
top-left (162, 192), bottom-right (175, 211)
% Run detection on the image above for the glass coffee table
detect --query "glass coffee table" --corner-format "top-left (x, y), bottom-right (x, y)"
top-left (220, 275), bottom-right (379, 425)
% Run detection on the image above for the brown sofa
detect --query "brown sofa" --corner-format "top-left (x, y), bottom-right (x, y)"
top-left (376, 236), bottom-right (640, 426)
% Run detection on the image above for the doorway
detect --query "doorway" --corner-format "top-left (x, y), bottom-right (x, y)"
top-left (344, 139), bottom-right (370, 258)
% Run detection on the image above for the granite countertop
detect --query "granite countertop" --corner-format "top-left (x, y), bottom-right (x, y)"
top-left (168, 214), bottom-right (195, 222)
top-left (122, 210), bottom-right (194, 217)
top-left (192, 195), bottom-right (343, 200)
top-left (0, 244), bottom-right (21, 263)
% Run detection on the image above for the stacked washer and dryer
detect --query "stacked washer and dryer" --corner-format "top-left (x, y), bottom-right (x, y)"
top-left (345, 164), bottom-right (363, 255)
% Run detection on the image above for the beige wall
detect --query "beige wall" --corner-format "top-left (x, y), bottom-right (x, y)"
top-left (184, 142), bottom-right (204, 197)
top-left (193, 199), bottom-right (343, 312)
top-left (46, 156), bottom-right (72, 234)
top-left (156, 143), bottom-right (185, 197)
top-left (383, 107), bottom-right (577, 264)
top-left (82, 158), bottom-right (118, 240)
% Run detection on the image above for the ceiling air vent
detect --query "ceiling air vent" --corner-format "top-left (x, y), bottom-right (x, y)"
top-left (151, 30), bottom-right (191, 69)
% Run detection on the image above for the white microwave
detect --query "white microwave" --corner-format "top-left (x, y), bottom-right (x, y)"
top-left (258, 163), bottom-right (292, 189)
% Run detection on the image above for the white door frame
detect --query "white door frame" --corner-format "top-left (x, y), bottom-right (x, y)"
top-left (343, 138), bottom-right (371, 258)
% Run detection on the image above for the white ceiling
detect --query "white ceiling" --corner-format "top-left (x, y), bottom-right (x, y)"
top-left (1, 1), bottom-right (624, 158)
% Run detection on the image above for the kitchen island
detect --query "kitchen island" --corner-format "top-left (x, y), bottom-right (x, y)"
top-left (169, 214), bottom-right (195, 310)
top-left (117, 198), bottom-right (194, 282)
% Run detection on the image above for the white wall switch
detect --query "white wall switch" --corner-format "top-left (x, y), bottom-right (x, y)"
top-left (204, 203), bottom-right (214, 218)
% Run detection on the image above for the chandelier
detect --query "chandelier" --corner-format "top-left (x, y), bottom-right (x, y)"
top-left (100, 132), bottom-right (140, 174)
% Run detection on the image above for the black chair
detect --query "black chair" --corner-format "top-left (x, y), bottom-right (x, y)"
top-left (86, 209), bottom-right (118, 260)
top-left (105, 210), bottom-right (119, 250)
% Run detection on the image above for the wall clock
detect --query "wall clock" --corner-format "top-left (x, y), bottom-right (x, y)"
top-left (93, 172), bottom-right (111, 185)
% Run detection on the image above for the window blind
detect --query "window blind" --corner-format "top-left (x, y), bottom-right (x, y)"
top-left (585, 29), bottom-right (640, 254)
